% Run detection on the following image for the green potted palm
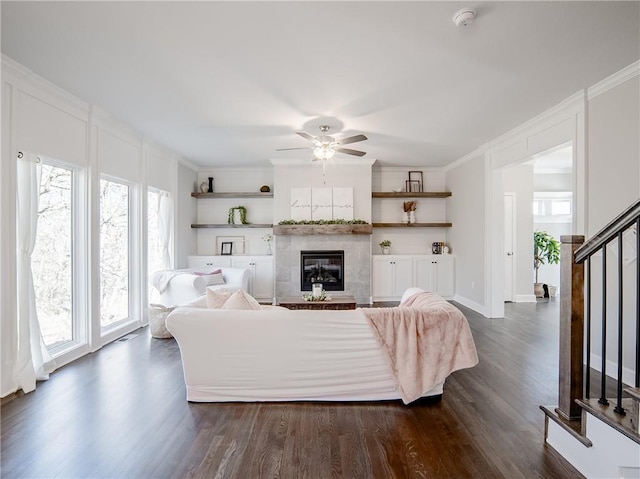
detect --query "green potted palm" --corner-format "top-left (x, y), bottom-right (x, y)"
top-left (533, 231), bottom-right (560, 297)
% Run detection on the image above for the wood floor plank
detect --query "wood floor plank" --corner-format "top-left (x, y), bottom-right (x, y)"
top-left (1, 299), bottom-right (586, 478)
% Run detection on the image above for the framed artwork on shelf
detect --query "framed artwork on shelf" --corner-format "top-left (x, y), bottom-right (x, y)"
top-left (220, 242), bottom-right (233, 255)
top-left (408, 171), bottom-right (423, 192)
top-left (216, 235), bottom-right (245, 255)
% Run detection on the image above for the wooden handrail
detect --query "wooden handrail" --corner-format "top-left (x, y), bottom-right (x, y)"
top-left (575, 198), bottom-right (640, 264)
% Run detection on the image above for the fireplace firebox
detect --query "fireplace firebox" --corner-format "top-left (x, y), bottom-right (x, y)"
top-left (300, 250), bottom-right (344, 291)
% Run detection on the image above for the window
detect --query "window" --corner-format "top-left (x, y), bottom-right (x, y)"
top-left (100, 178), bottom-right (130, 328)
top-left (33, 164), bottom-right (74, 350)
top-left (533, 192), bottom-right (572, 220)
top-left (147, 188), bottom-right (171, 301)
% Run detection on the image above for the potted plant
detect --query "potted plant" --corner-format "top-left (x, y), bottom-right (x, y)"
top-left (534, 230), bottom-right (560, 297)
top-left (379, 240), bottom-right (391, 254)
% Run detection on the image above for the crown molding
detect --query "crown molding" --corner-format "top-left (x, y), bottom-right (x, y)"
top-left (443, 146), bottom-right (488, 172)
top-left (588, 60), bottom-right (639, 100)
top-left (2, 54), bottom-right (89, 115)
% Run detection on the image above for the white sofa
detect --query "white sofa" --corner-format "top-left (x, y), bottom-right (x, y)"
top-left (166, 288), bottom-right (478, 403)
top-left (150, 267), bottom-right (250, 307)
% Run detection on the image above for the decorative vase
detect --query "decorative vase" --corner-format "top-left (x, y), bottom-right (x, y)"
top-left (402, 212), bottom-right (409, 224)
top-left (382, 247), bottom-right (390, 255)
top-left (207, 177), bottom-right (214, 193)
top-left (234, 209), bottom-right (242, 224)
top-left (409, 211), bottom-right (416, 223)
top-left (266, 242), bottom-right (272, 255)
top-left (199, 181), bottom-right (208, 193)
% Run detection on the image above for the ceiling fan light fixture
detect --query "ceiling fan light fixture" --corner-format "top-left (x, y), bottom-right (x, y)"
top-left (313, 145), bottom-right (335, 160)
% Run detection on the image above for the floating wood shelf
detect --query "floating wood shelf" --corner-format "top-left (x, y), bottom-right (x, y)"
top-left (372, 222), bottom-right (452, 228)
top-left (372, 192), bottom-right (452, 198)
top-left (273, 224), bottom-right (373, 235)
top-left (191, 224), bottom-right (273, 229)
top-left (191, 192), bottom-right (273, 199)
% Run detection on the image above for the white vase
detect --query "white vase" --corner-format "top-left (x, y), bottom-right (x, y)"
top-left (409, 211), bottom-right (416, 223)
top-left (382, 247), bottom-right (390, 255)
top-left (402, 212), bottom-right (409, 224)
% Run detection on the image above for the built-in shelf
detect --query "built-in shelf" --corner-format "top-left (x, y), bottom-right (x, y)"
top-left (191, 192), bottom-right (273, 199)
top-left (372, 192), bottom-right (452, 198)
top-left (273, 224), bottom-right (373, 235)
top-left (372, 222), bottom-right (452, 228)
top-left (191, 224), bottom-right (273, 229)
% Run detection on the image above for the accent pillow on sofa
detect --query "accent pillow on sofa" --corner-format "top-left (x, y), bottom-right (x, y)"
top-left (194, 269), bottom-right (225, 286)
top-left (206, 288), bottom-right (232, 309)
top-left (221, 290), bottom-right (262, 310)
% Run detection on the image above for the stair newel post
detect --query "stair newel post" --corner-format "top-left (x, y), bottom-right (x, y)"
top-left (557, 235), bottom-right (585, 421)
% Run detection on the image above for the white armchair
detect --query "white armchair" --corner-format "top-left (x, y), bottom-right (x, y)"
top-left (150, 267), bottom-right (250, 307)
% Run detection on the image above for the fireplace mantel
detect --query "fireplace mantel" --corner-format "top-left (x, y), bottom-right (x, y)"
top-left (273, 224), bottom-right (373, 235)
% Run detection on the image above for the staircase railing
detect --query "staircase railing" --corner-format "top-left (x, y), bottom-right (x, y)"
top-left (557, 199), bottom-right (640, 421)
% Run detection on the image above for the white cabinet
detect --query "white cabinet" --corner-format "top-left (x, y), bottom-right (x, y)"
top-left (372, 254), bottom-right (454, 301)
top-left (187, 255), bottom-right (232, 268)
top-left (231, 256), bottom-right (274, 302)
top-left (414, 255), bottom-right (454, 298)
top-left (372, 255), bottom-right (414, 300)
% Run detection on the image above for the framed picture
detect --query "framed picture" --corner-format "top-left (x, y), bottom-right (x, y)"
top-left (216, 235), bottom-right (245, 255)
top-left (220, 242), bottom-right (233, 255)
top-left (408, 171), bottom-right (423, 192)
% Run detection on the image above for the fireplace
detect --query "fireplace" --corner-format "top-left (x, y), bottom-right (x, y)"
top-left (300, 250), bottom-right (344, 291)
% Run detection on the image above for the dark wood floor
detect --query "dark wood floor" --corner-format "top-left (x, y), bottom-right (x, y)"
top-left (1, 299), bottom-right (584, 478)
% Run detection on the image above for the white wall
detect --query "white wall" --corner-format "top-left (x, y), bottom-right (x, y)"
top-left (175, 163), bottom-right (198, 268)
top-left (372, 167), bottom-right (448, 255)
top-left (445, 61), bottom-right (638, 321)
top-left (0, 56), bottom-right (188, 397)
top-left (272, 159), bottom-right (373, 223)
top-left (445, 153), bottom-right (486, 310)
top-left (502, 163), bottom-right (535, 301)
top-left (586, 74), bottom-right (639, 385)
top-left (193, 167), bottom-right (272, 256)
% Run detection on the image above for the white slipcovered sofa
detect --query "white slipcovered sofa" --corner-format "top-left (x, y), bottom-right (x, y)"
top-left (150, 267), bottom-right (250, 307)
top-left (166, 288), bottom-right (479, 404)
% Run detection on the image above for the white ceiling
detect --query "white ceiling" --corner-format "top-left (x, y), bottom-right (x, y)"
top-left (2, 1), bottom-right (639, 168)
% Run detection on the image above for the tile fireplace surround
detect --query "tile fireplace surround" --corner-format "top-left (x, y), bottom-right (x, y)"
top-left (275, 234), bottom-right (371, 304)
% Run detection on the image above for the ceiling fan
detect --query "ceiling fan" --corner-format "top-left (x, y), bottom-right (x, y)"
top-left (277, 125), bottom-right (367, 160)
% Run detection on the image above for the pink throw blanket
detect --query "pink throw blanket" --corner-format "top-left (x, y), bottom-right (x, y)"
top-left (360, 292), bottom-right (478, 404)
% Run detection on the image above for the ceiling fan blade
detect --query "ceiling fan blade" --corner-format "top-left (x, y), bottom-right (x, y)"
top-left (276, 147), bottom-right (310, 151)
top-left (335, 147), bottom-right (367, 157)
top-left (336, 134), bottom-right (368, 146)
top-left (296, 131), bottom-right (315, 142)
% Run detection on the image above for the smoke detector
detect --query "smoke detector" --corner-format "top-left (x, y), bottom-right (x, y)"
top-left (453, 8), bottom-right (477, 27)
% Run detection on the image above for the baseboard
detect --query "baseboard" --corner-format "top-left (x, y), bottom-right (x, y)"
top-left (452, 294), bottom-right (489, 317)
top-left (589, 353), bottom-right (636, 387)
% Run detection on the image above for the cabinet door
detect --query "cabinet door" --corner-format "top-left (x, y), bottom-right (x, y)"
top-left (414, 256), bottom-right (436, 292)
top-left (392, 256), bottom-right (414, 296)
top-left (251, 256), bottom-right (274, 301)
top-left (187, 255), bottom-right (231, 269)
top-left (372, 256), bottom-right (395, 298)
top-left (434, 256), bottom-right (454, 298)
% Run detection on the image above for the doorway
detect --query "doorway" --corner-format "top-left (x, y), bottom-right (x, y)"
top-left (488, 142), bottom-right (576, 317)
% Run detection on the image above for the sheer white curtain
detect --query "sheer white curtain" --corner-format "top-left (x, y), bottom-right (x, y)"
top-left (158, 192), bottom-right (172, 270)
top-left (16, 152), bottom-right (55, 393)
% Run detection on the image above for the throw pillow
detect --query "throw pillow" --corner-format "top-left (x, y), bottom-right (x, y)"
top-left (201, 272), bottom-right (225, 286)
top-left (221, 290), bottom-right (262, 310)
top-left (206, 288), bottom-right (232, 309)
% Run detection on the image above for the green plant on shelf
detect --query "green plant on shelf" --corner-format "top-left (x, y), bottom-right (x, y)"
top-left (278, 219), bottom-right (369, 225)
top-left (228, 206), bottom-right (249, 225)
